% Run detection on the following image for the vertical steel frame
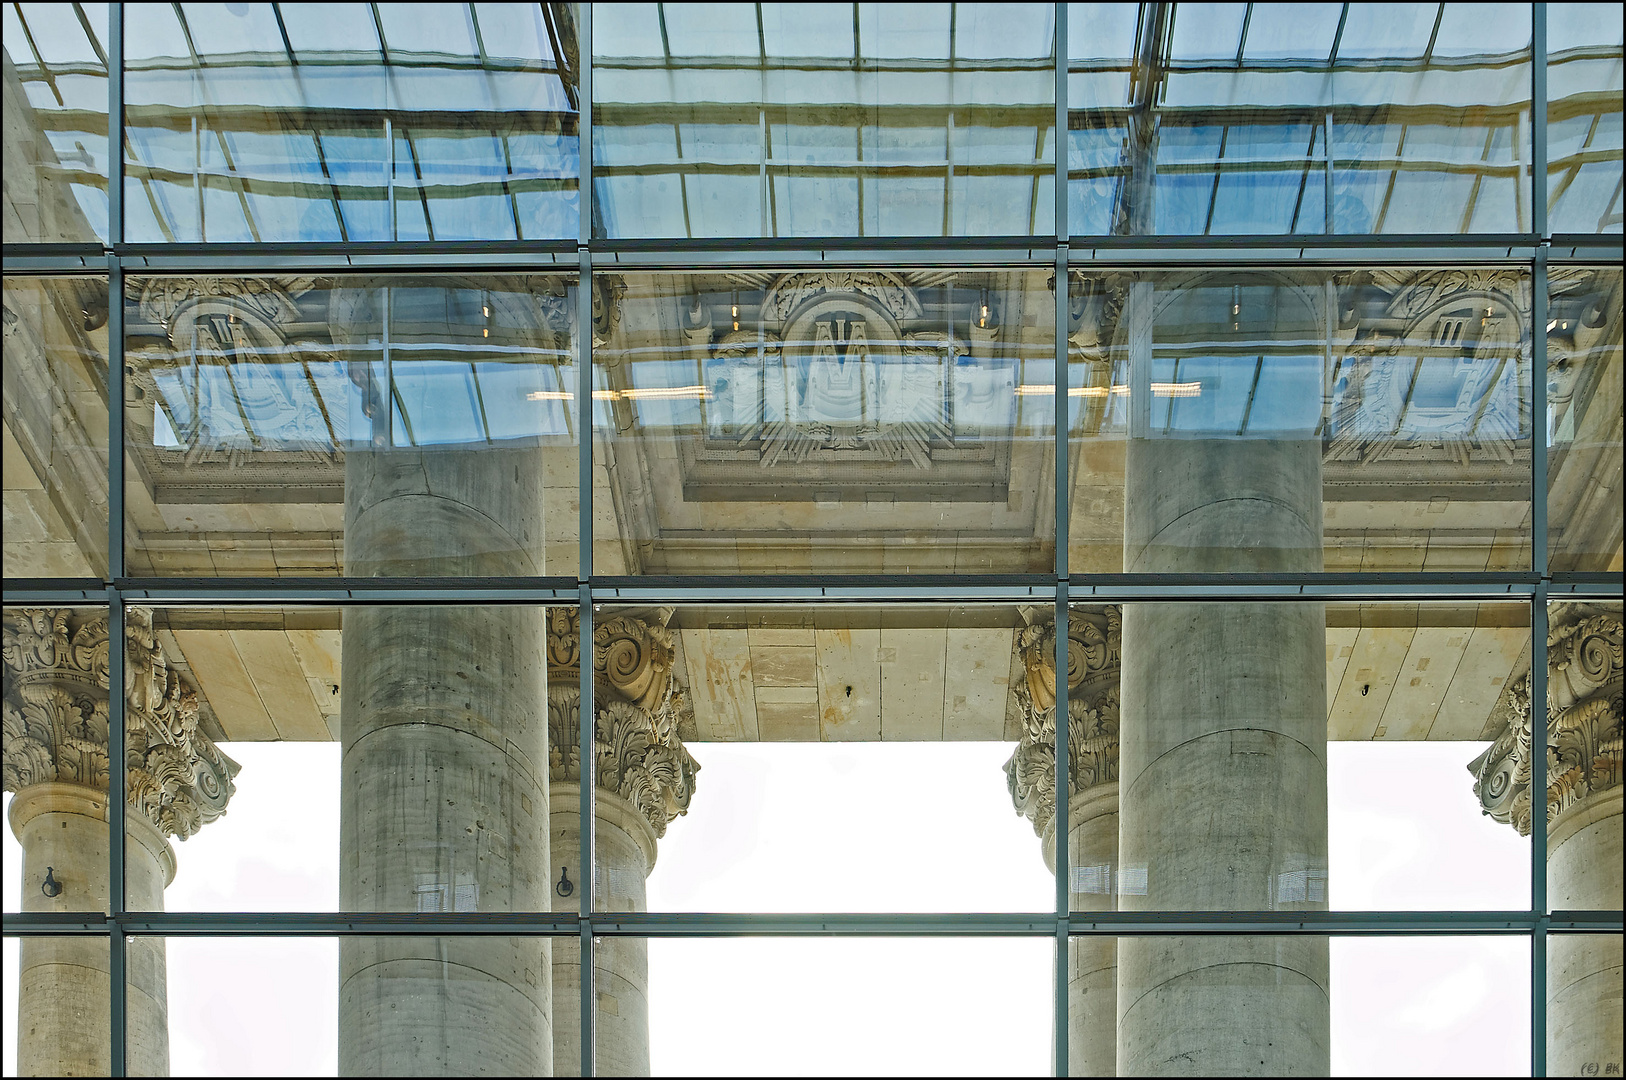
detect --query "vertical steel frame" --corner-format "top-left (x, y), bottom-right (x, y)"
top-left (1052, 6), bottom-right (1071, 1073)
top-left (105, 6), bottom-right (128, 1073)
top-left (4, 5), bottom-right (1624, 1079)
top-left (577, 4), bottom-right (599, 1074)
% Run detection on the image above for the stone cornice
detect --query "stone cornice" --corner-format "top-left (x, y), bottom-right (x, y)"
top-left (3, 608), bottom-right (238, 840)
top-left (1470, 603), bottom-right (1623, 837)
top-left (1005, 606), bottom-right (1122, 840)
top-left (545, 608), bottom-right (698, 838)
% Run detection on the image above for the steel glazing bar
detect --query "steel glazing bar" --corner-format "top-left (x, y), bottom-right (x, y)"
top-left (17, 575), bottom-right (1626, 608)
top-left (1530, 240), bottom-right (1551, 1080)
top-left (578, 6), bottom-right (596, 1071)
top-left (1053, 6), bottom-right (1070, 1069)
top-left (8, 910), bottom-right (1620, 938)
top-left (105, 9), bottom-right (127, 1065)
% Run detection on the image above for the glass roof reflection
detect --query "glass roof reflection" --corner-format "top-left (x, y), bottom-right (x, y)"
top-left (1067, 2), bottom-right (1548, 236)
top-left (118, 2), bottom-right (579, 242)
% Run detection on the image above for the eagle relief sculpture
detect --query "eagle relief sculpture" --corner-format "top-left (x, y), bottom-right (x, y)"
top-left (708, 272), bottom-right (953, 470)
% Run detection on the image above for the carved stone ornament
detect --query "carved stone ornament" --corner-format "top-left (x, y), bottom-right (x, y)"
top-left (1470, 603), bottom-right (1623, 835)
top-left (1005, 607), bottom-right (1122, 840)
top-left (3, 608), bottom-right (239, 840)
top-left (544, 608), bottom-right (698, 837)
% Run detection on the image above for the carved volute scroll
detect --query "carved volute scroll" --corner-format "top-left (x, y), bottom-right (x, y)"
top-left (3, 607), bottom-right (239, 840)
top-left (1005, 607), bottom-right (1122, 840)
top-left (545, 608), bottom-right (698, 838)
top-left (1470, 603), bottom-right (1623, 836)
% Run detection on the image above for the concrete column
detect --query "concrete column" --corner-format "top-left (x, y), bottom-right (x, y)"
top-left (339, 442), bottom-right (551, 1076)
top-left (10, 785), bottom-right (173, 1077)
top-left (543, 609), bottom-right (699, 1078)
top-left (1005, 607), bottom-right (1121, 1077)
top-left (1549, 788), bottom-right (1624, 1076)
top-left (4, 607), bottom-right (238, 1078)
top-left (1045, 785), bottom-right (1118, 1078)
top-left (549, 785), bottom-right (657, 1077)
top-left (1117, 278), bottom-right (1330, 1076)
top-left (1474, 603), bottom-right (1623, 1077)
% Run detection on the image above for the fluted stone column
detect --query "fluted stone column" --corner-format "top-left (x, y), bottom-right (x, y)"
top-left (1117, 278), bottom-right (1330, 1076)
top-left (334, 283), bottom-right (559, 1076)
top-left (545, 609), bottom-right (698, 1077)
top-left (3, 607), bottom-right (238, 1077)
top-left (1471, 603), bottom-right (1623, 1076)
top-left (1006, 607), bottom-right (1121, 1077)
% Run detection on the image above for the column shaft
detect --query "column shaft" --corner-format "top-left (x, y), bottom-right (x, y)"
top-left (339, 444), bottom-right (551, 1076)
top-left (1119, 279), bottom-right (1329, 1076)
top-left (549, 786), bottom-right (656, 1077)
top-left (1053, 784), bottom-right (1117, 1078)
top-left (1548, 788), bottom-right (1624, 1075)
top-left (11, 784), bottom-right (173, 1077)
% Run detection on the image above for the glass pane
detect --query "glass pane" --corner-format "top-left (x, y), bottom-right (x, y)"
top-left (2, 2), bottom-right (110, 243)
top-left (122, 274), bottom-right (578, 577)
top-left (1547, 266), bottom-right (1622, 571)
top-left (4, 607), bottom-right (111, 915)
top-left (3, 936), bottom-right (113, 1076)
top-left (1331, 936), bottom-right (1530, 1076)
top-left (3, 275), bottom-right (111, 578)
top-left (1062, 934), bottom-right (1529, 1076)
top-left (1049, 600), bottom-right (1531, 915)
top-left (121, 604), bottom-right (577, 914)
top-left (1548, 3), bottom-right (1624, 234)
top-left (589, 603), bottom-right (1052, 914)
top-left (592, 268), bottom-right (1055, 575)
top-left (1547, 934), bottom-right (1622, 1077)
top-left (143, 935), bottom-right (571, 1076)
top-left (592, 3), bottom-right (1056, 238)
top-left (1065, 267), bottom-right (1532, 573)
top-left (1067, 3), bottom-right (1533, 236)
top-left (122, 3), bottom-right (579, 242)
top-left (623, 937), bottom-right (1052, 1075)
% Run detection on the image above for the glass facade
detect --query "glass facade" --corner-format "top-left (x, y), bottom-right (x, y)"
top-left (3, 4), bottom-right (1620, 1078)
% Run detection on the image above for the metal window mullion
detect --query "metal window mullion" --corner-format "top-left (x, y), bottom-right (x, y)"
top-left (1532, 5), bottom-right (1548, 240)
top-left (576, 9), bottom-right (596, 1077)
top-left (107, 590), bottom-right (127, 1076)
top-left (107, 3), bottom-right (123, 247)
top-left (1052, 5), bottom-right (1070, 1076)
top-left (1529, 239), bottom-right (1551, 1079)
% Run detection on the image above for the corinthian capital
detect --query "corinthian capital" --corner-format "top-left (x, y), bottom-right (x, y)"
top-left (1005, 607), bottom-right (1121, 839)
top-left (545, 608), bottom-right (698, 837)
top-left (3, 608), bottom-right (238, 840)
top-left (1470, 603), bottom-right (1623, 836)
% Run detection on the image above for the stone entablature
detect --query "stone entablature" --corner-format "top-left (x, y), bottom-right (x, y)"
top-left (3, 607), bottom-right (238, 839)
top-left (545, 608), bottom-right (699, 838)
top-left (1470, 603), bottom-right (1623, 834)
top-left (1005, 606), bottom-right (1121, 840)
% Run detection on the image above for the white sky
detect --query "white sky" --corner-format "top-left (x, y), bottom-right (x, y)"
top-left (4, 740), bottom-right (1533, 1077)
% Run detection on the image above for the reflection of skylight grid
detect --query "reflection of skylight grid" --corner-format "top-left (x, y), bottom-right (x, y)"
top-left (178, 2), bottom-right (282, 56)
top-left (1168, 3), bottom-right (1248, 63)
top-left (761, 3), bottom-right (853, 59)
top-left (279, 4), bottom-right (383, 57)
top-left (1241, 4), bottom-right (1343, 61)
top-left (859, 4), bottom-right (952, 61)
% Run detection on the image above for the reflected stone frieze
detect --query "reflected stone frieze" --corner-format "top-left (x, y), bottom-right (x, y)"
top-left (1470, 603), bottom-right (1623, 834)
top-left (666, 270), bottom-right (1025, 505)
top-left (1327, 269), bottom-right (1530, 467)
top-left (1005, 606), bottom-right (1122, 840)
top-left (545, 608), bottom-right (699, 837)
top-left (3, 607), bottom-right (238, 839)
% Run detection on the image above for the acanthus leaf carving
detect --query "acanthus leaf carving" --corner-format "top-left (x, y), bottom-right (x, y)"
top-left (546, 609), bottom-right (698, 838)
top-left (1005, 606), bottom-right (1121, 841)
top-left (3, 608), bottom-right (238, 840)
top-left (1470, 603), bottom-right (1623, 836)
